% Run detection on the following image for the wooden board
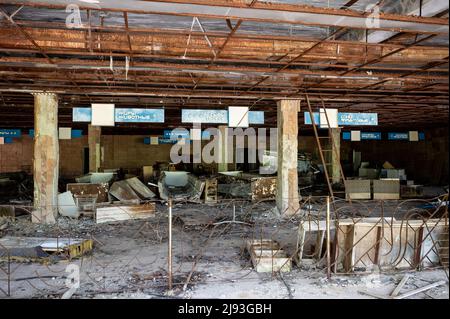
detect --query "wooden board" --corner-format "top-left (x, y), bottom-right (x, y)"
top-left (96, 203), bottom-right (156, 224)
top-left (67, 183), bottom-right (109, 203)
top-left (373, 180), bottom-right (400, 200)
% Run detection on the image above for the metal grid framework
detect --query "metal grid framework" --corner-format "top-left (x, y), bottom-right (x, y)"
top-left (0, 0), bottom-right (448, 130)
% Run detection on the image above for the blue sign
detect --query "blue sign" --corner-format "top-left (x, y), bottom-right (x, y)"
top-left (0, 129), bottom-right (21, 138)
top-left (159, 138), bottom-right (177, 145)
top-left (342, 132), bottom-right (351, 140)
top-left (362, 132), bottom-right (382, 140)
top-left (163, 129), bottom-right (212, 140)
top-left (419, 133), bottom-right (425, 141)
top-left (3, 137), bottom-right (13, 144)
top-left (305, 112), bottom-right (378, 126)
top-left (339, 113), bottom-right (378, 126)
top-left (73, 108), bottom-right (92, 122)
top-left (182, 109), bottom-right (265, 124)
top-left (248, 111), bottom-right (265, 124)
top-left (29, 129), bottom-right (83, 138)
top-left (388, 132), bottom-right (409, 140)
top-left (164, 129), bottom-right (190, 139)
top-left (72, 130), bottom-right (83, 138)
top-left (73, 108), bottom-right (165, 123)
top-left (115, 108), bottom-right (164, 123)
top-left (342, 132), bottom-right (381, 141)
top-left (182, 109), bottom-right (228, 124)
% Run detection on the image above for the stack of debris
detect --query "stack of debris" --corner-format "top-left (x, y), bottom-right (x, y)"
top-left (217, 171), bottom-right (276, 202)
top-left (0, 236), bottom-right (93, 263)
top-left (58, 172), bottom-right (157, 223)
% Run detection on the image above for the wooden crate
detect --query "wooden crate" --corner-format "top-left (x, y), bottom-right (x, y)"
top-left (246, 239), bottom-right (291, 273)
top-left (204, 178), bottom-right (218, 204)
top-left (345, 179), bottom-right (371, 200)
top-left (373, 180), bottom-right (400, 200)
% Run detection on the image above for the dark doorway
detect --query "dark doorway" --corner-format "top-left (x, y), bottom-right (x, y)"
top-left (83, 147), bottom-right (90, 174)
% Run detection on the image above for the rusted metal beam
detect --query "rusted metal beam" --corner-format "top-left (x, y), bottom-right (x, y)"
top-left (1, 0), bottom-right (446, 34)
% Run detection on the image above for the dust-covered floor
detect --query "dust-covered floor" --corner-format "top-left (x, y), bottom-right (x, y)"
top-left (0, 200), bottom-right (448, 299)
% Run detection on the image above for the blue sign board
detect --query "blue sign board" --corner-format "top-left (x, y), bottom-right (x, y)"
top-left (159, 138), bottom-right (178, 145)
top-left (388, 132), bottom-right (409, 140)
top-left (73, 108), bottom-right (92, 122)
top-left (342, 132), bottom-right (351, 140)
top-left (4, 137), bottom-right (13, 144)
top-left (419, 133), bottom-right (425, 141)
top-left (342, 132), bottom-right (381, 141)
top-left (164, 129), bottom-right (190, 139)
top-left (339, 113), bottom-right (378, 126)
top-left (73, 108), bottom-right (165, 123)
top-left (163, 129), bottom-right (212, 140)
top-left (115, 108), bottom-right (164, 123)
top-left (362, 132), bottom-right (382, 140)
top-left (71, 130), bottom-right (83, 138)
top-left (182, 109), bottom-right (265, 124)
top-left (248, 111), bottom-right (265, 125)
top-left (0, 129), bottom-right (21, 138)
top-left (29, 129), bottom-right (83, 138)
top-left (305, 112), bottom-right (378, 126)
top-left (182, 109), bottom-right (228, 124)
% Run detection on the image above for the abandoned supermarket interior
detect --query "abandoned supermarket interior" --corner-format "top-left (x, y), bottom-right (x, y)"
top-left (0, 0), bottom-right (448, 300)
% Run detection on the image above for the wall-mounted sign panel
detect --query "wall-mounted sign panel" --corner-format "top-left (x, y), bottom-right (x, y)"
top-left (164, 129), bottom-right (190, 139)
top-left (248, 111), bottom-right (265, 124)
top-left (388, 132), bottom-right (409, 140)
top-left (409, 131), bottom-right (419, 142)
top-left (115, 108), bottom-right (165, 123)
top-left (0, 129), bottom-right (21, 138)
top-left (305, 112), bottom-right (378, 126)
top-left (229, 106), bottom-right (249, 128)
top-left (182, 109), bottom-right (228, 124)
top-left (319, 108), bottom-right (338, 129)
top-left (73, 108), bottom-right (92, 122)
top-left (29, 129), bottom-right (83, 138)
top-left (182, 109), bottom-right (264, 125)
top-left (343, 132), bottom-right (382, 141)
top-left (361, 132), bottom-right (382, 140)
top-left (92, 104), bottom-right (115, 126)
top-left (73, 108), bottom-right (165, 123)
top-left (339, 113), bottom-right (378, 126)
top-left (164, 129), bottom-right (211, 140)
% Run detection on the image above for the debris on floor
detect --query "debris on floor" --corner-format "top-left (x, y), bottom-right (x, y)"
top-left (67, 183), bottom-right (109, 203)
top-left (0, 236), bottom-right (93, 262)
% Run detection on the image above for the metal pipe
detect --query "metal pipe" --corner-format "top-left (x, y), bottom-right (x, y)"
top-left (168, 198), bottom-right (173, 291)
top-left (326, 196), bottom-right (331, 280)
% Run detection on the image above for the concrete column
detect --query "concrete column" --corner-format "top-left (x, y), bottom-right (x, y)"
top-left (276, 100), bottom-right (300, 217)
top-left (218, 125), bottom-right (230, 172)
top-left (330, 128), bottom-right (342, 184)
top-left (33, 93), bottom-right (59, 224)
top-left (88, 125), bottom-right (101, 172)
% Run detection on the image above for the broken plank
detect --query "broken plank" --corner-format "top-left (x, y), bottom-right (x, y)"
top-left (393, 281), bottom-right (446, 299)
top-left (96, 203), bottom-right (156, 224)
top-left (391, 274), bottom-right (412, 297)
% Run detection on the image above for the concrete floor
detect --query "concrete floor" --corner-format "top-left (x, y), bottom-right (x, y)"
top-left (0, 200), bottom-right (448, 299)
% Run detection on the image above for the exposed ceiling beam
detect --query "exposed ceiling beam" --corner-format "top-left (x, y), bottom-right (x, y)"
top-left (0, 0), bottom-right (448, 34)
